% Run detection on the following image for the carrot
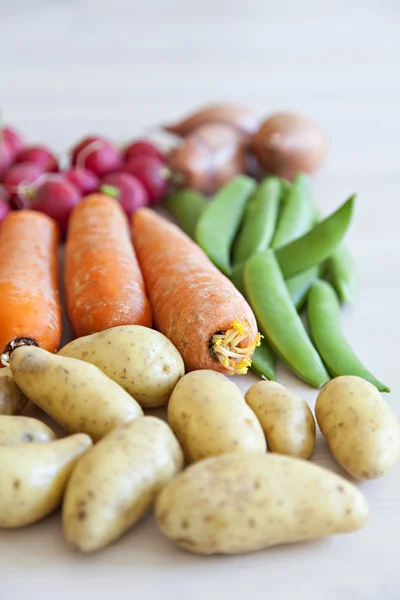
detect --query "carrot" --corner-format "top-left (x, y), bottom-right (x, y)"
top-left (65, 194), bottom-right (151, 337)
top-left (132, 208), bottom-right (260, 375)
top-left (0, 210), bottom-right (61, 364)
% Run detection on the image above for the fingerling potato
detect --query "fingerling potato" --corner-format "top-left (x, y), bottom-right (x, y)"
top-left (10, 346), bottom-right (143, 441)
top-left (156, 453), bottom-right (369, 555)
top-left (0, 367), bottom-right (27, 415)
top-left (59, 325), bottom-right (185, 407)
top-left (0, 415), bottom-right (56, 446)
top-left (63, 417), bottom-right (183, 552)
top-left (0, 434), bottom-right (92, 528)
top-left (245, 381), bottom-right (316, 459)
top-left (168, 370), bottom-right (266, 462)
top-left (316, 376), bottom-right (400, 479)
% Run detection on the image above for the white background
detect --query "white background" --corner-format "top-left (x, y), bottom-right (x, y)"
top-left (1, 1), bottom-right (399, 599)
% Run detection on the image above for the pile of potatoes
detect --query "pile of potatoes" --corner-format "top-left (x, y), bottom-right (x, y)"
top-left (0, 324), bottom-right (399, 555)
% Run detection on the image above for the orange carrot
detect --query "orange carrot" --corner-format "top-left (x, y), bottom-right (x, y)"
top-left (0, 210), bottom-right (62, 363)
top-left (65, 194), bottom-right (151, 337)
top-left (132, 208), bottom-right (260, 375)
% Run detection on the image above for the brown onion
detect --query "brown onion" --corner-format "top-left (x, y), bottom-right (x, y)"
top-left (164, 103), bottom-right (259, 138)
top-left (252, 112), bottom-right (328, 180)
top-left (168, 123), bottom-right (246, 194)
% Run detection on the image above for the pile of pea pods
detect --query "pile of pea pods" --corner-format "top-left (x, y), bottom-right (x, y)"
top-left (166, 174), bottom-right (389, 393)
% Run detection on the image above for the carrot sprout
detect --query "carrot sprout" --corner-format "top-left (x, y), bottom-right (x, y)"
top-left (210, 320), bottom-right (261, 375)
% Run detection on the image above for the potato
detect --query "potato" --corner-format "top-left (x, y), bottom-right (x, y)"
top-left (156, 452), bottom-right (369, 555)
top-left (0, 367), bottom-right (27, 416)
top-left (9, 346), bottom-right (143, 441)
top-left (59, 325), bottom-right (184, 407)
top-left (63, 416), bottom-right (183, 552)
top-left (245, 381), bottom-right (316, 459)
top-left (168, 370), bottom-right (266, 462)
top-left (0, 433), bottom-right (92, 528)
top-left (316, 376), bottom-right (400, 480)
top-left (0, 415), bottom-right (56, 446)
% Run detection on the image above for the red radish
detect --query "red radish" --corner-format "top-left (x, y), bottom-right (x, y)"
top-left (0, 140), bottom-right (14, 178)
top-left (16, 145), bottom-right (58, 172)
top-left (64, 167), bottom-right (99, 195)
top-left (123, 155), bottom-right (168, 204)
top-left (100, 172), bottom-right (149, 217)
top-left (71, 136), bottom-right (122, 177)
top-left (31, 178), bottom-right (81, 236)
top-left (0, 199), bottom-right (11, 223)
top-left (0, 185), bottom-right (10, 205)
top-left (124, 140), bottom-right (164, 162)
top-left (2, 126), bottom-right (24, 158)
top-left (2, 162), bottom-right (44, 198)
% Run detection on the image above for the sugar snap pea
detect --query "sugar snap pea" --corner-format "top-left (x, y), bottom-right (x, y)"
top-left (271, 174), bottom-right (314, 249)
top-left (230, 261), bottom-right (246, 296)
top-left (232, 176), bottom-right (281, 265)
top-left (195, 175), bottom-right (256, 275)
top-left (251, 338), bottom-right (276, 381)
top-left (307, 280), bottom-right (389, 392)
top-left (285, 266), bottom-right (319, 311)
top-left (244, 249), bottom-right (329, 388)
top-left (327, 245), bottom-right (357, 304)
top-left (166, 189), bottom-right (206, 239)
top-left (275, 195), bottom-right (355, 279)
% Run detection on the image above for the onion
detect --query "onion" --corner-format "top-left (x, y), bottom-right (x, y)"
top-left (252, 112), bottom-right (327, 180)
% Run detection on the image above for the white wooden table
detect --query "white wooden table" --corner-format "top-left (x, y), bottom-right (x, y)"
top-left (1, 1), bottom-right (399, 599)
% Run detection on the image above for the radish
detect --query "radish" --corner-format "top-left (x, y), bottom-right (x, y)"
top-left (0, 140), bottom-right (14, 178)
top-left (0, 199), bottom-right (11, 223)
top-left (64, 167), bottom-right (99, 195)
top-left (31, 178), bottom-right (81, 236)
top-left (100, 172), bottom-right (149, 217)
top-left (124, 140), bottom-right (164, 162)
top-left (0, 185), bottom-right (10, 206)
top-left (2, 162), bottom-right (44, 200)
top-left (123, 155), bottom-right (168, 204)
top-left (2, 126), bottom-right (24, 158)
top-left (16, 145), bottom-right (58, 172)
top-left (71, 136), bottom-right (122, 177)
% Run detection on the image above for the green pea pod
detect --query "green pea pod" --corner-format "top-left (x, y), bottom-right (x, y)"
top-left (244, 249), bottom-right (329, 388)
top-left (251, 339), bottom-right (276, 381)
top-left (232, 176), bottom-right (281, 265)
top-left (285, 266), bottom-right (320, 311)
top-left (166, 189), bottom-right (206, 239)
top-left (327, 245), bottom-right (357, 304)
top-left (230, 261), bottom-right (246, 296)
top-left (195, 175), bottom-right (256, 275)
top-left (275, 195), bottom-right (355, 279)
top-left (307, 280), bottom-right (389, 392)
top-left (271, 174), bottom-right (314, 249)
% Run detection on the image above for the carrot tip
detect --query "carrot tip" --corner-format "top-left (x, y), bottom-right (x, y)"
top-left (1, 337), bottom-right (38, 367)
top-left (210, 321), bottom-right (261, 375)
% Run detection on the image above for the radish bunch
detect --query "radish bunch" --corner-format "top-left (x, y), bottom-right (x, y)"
top-left (0, 124), bottom-right (167, 232)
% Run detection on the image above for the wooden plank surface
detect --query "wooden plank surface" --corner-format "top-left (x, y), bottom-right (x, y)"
top-left (0, 1), bottom-right (399, 599)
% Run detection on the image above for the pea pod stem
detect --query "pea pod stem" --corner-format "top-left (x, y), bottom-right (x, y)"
top-left (196, 175), bottom-right (256, 276)
top-left (232, 176), bottom-right (281, 265)
top-left (275, 195), bottom-right (355, 279)
top-left (307, 280), bottom-right (389, 392)
top-left (166, 189), bottom-right (206, 239)
top-left (271, 174), bottom-right (314, 249)
top-left (244, 249), bottom-right (329, 388)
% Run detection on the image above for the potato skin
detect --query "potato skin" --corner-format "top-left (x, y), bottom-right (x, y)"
top-left (59, 325), bottom-right (185, 407)
top-left (245, 381), bottom-right (315, 459)
top-left (10, 346), bottom-right (143, 441)
top-left (168, 370), bottom-right (266, 463)
top-left (63, 417), bottom-right (183, 552)
top-left (0, 416), bottom-right (56, 446)
top-left (0, 367), bottom-right (27, 416)
top-left (0, 434), bottom-right (92, 528)
top-left (155, 453), bottom-right (369, 555)
top-left (316, 376), bottom-right (400, 480)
